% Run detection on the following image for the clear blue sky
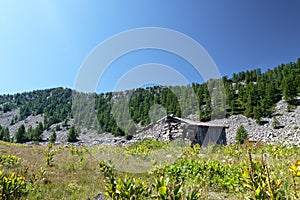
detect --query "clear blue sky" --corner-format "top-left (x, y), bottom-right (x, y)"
top-left (0, 0), bottom-right (300, 94)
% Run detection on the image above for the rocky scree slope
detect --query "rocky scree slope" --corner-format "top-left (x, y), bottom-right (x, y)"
top-left (0, 99), bottom-right (299, 147)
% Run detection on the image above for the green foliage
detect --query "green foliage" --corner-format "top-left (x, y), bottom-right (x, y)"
top-left (44, 143), bottom-right (55, 167)
top-left (125, 139), bottom-right (168, 156)
top-left (55, 124), bottom-right (61, 131)
top-left (287, 104), bottom-right (296, 112)
top-left (255, 118), bottom-right (262, 126)
top-left (151, 176), bottom-right (202, 200)
top-left (99, 160), bottom-right (117, 199)
top-left (68, 146), bottom-right (86, 170)
top-left (115, 175), bottom-right (151, 199)
top-left (0, 171), bottom-right (28, 199)
top-left (0, 126), bottom-right (10, 142)
top-left (272, 116), bottom-right (280, 129)
top-left (281, 73), bottom-right (297, 101)
top-left (66, 182), bottom-right (81, 194)
top-left (235, 125), bottom-right (248, 144)
top-left (0, 140), bottom-right (299, 199)
top-left (14, 123), bottom-right (45, 144)
top-left (3, 129), bottom-right (10, 142)
top-left (67, 126), bottom-right (78, 142)
top-left (151, 176), bottom-right (185, 200)
top-left (227, 60), bottom-right (299, 119)
top-left (99, 160), bottom-right (201, 200)
top-left (289, 160), bottom-right (300, 198)
top-left (253, 106), bottom-right (262, 125)
top-left (2, 103), bottom-right (15, 113)
top-left (8, 88), bottom-right (72, 128)
top-left (193, 83), bottom-right (212, 121)
top-left (15, 124), bottom-right (26, 143)
top-left (0, 153), bottom-right (48, 200)
top-left (1, 59), bottom-right (300, 137)
top-left (31, 122), bottom-right (43, 142)
top-left (153, 158), bottom-right (241, 192)
top-left (0, 155), bottom-right (20, 166)
top-left (49, 131), bottom-right (56, 143)
top-left (240, 153), bottom-right (285, 199)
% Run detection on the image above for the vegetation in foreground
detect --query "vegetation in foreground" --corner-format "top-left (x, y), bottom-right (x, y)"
top-left (0, 140), bottom-right (299, 199)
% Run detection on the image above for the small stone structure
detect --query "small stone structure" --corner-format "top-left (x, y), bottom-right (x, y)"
top-left (164, 116), bottom-right (228, 146)
top-left (135, 115), bottom-right (228, 147)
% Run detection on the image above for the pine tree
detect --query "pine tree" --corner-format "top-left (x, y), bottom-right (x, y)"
top-left (36, 122), bottom-right (44, 140)
top-left (281, 74), bottom-right (297, 101)
top-left (3, 128), bottom-right (10, 142)
top-left (265, 83), bottom-right (276, 108)
top-left (67, 126), bottom-right (78, 142)
top-left (50, 130), bottom-right (56, 143)
top-left (253, 106), bottom-right (262, 125)
top-left (235, 125), bottom-right (248, 144)
top-left (0, 125), bottom-right (3, 140)
top-left (244, 95), bottom-right (253, 118)
top-left (31, 122), bottom-right (43, 141)
top-left (26, 125), bottom-right (33, 141)
top-left (202, 84), bottom-right (211, 121)
top-left (15, 124), bottom-right (26, 143)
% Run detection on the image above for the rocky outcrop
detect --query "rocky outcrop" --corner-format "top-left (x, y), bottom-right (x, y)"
top-left (0, 109), bottom-right (44, 138)
top-left (210, 99), bottom-right (300, 147)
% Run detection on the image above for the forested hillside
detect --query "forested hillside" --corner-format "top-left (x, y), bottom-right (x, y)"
top-left (224, 59), bottom-right (300, 122)
top-left (0, 59), bottom-right (299, 139)
top-left (0, 88), bottom-right (72, 129)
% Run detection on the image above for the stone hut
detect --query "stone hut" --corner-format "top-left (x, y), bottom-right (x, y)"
top-left (163, 115), bottom-right (228, 146)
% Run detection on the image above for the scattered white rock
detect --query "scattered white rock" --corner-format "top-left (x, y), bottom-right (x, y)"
top-left (1, 99), bottom-right (300, 148)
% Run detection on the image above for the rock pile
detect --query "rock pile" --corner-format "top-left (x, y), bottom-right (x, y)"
top-left (210, 99), bottom-right (300, 147)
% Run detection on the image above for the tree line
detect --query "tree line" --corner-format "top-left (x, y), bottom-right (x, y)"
top-left (0, 58), bottom-right (299, 137)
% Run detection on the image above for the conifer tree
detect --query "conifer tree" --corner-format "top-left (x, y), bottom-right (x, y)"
top-left (50, 130), bottom-right (56, 143)
top-left (15, 124), bottom-right (26, 143)
top-left (3, 128), bottom-right (10, 142)
top-left (235, 125), bottom-right (248, 144)
top-left (282, 74), bottom-right (297, 101)
top-left (67, 126), bottom-right (78, 142)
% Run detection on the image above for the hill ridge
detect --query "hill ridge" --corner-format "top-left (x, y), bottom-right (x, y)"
top-left (0, 58), bottom-right (299, 145)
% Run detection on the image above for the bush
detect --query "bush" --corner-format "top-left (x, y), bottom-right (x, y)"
top-left (45, 143), bottom-right (55, 167)
top-left (0, 171), bottom-right (28, 199)
top-left (235, 125), bottom-right (248, 144)
top-left (125, 134), bottom-right (133, 140)
top-left (256, 118), bottom-right (262, 125)
top-left (272, 116), bottom-right (280, 129)
top-left (287, 104), bottom-right (296, 112)
top-left (240, 153), bottom-right (292, 199)
top-left (55, 124), bottom-right (61, 131)
top-left (0, 155), bottom-right (20, 166)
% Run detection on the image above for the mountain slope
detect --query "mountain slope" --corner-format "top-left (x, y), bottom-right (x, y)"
top-left (0, 58), bottom-right (299, 144)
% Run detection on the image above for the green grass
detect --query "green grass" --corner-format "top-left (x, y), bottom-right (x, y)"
top-left (0, 140), bottom-right (299, 199)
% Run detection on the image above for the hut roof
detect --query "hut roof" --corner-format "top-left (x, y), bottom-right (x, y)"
top-left (166, 116), bottom-right (228, 128)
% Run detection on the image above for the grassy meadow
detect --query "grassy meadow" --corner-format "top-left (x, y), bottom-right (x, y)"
top-left (0, 140), bottom-right (299, 199)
